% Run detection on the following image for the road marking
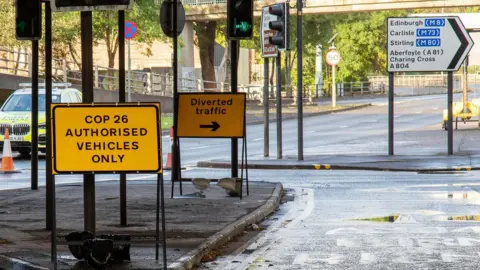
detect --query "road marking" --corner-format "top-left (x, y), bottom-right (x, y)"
top-left (305, 131), bottom-right (316, 134)
top-left (394, 115), bottom-right (402, 118)
top-left (253, 138), bottom-right (264, 141)
top-left (415, 111), bottom-right (422, 114)
top-left (293, 253), bottom-right (309, 265)
top-left (340, 125), bottom-right (349, 128)
top-left (287, 188), bottom-right (315, 228)
top-left (189, 145), bottom-right (210, 150)
top-left (360, 253), bottom-right (377, 264)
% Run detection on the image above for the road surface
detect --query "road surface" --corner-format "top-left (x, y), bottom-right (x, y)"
top-left (1, 94), bottom-right (457, 189)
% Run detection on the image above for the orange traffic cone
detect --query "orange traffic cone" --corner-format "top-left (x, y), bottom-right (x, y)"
top-left (1, 128), bottom-right (20, 173)
top-left (164, 127), bottom-right (173, 170)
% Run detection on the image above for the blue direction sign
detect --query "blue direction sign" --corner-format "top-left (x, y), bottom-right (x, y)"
top-left (125, 21), bottom-right (138, 40)
top-left (387, 16), bottom-right (474, 72)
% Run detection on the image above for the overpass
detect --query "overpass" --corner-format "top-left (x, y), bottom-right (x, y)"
top-left (179, 0), bottom-right (480, 84)
top-left (184, 0), bottom-right (480, 21)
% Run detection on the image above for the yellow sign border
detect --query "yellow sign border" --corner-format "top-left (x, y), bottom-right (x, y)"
top-left (51, 103), bottom-right (162, 174)
top-left (177, 92), bottom-right (247, 138)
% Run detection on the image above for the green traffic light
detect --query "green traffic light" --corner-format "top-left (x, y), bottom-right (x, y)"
top-left (235, 21), bottom-right (251, 32)
top-left (16, 20), bottom-right (27, 33)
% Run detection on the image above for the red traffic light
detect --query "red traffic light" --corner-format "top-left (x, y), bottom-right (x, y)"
top-left (268, 4), bottom-right (284, 16)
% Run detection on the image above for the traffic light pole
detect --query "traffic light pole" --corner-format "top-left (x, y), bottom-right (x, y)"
top-left (296, 0), bottom-right (303, 161)
top-left (172, 0), bottom-right (183, 197)
top-left (31, 40), bottom-right (38, 191)
top-left (276, 52), bottom-right (282, 159)
top-left (231, 40), bottom-right (239, 177)
top-left (81, 11), bottom-right (96, 234)
top-left (118, 10), bottom-right (127, 227)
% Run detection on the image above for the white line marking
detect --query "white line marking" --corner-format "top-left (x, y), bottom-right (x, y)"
top-left (253, 138), bottom-right (264, 141)
top-left (394, 115), bottom-right (402, 118)
top-left (305, 131), bottom-right (316, 134)
top-left (360, 253), bottom-right (377, 264)
top-left (340, 125), bottom-right (348, 128)
top-left (293, 253), bottom-right (309, 265)
top-left (189, 146), bottom-right (209, 150)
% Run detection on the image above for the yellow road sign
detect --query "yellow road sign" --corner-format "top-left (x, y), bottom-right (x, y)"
top-left (177, 93), bottom-right (246, 138)
top-left (51, 103), bottom-right (162, 174)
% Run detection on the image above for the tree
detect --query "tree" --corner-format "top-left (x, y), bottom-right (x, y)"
top-left (193, 21), bottom-right (217, 90)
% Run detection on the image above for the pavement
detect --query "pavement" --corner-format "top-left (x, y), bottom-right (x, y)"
top-left (0, 180), bottom-right (283, 269)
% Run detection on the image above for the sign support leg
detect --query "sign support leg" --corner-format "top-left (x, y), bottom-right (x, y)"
top-left (332, 64), bottom-right (336, 108)
top-left (127, 39), bottom-right (132, 102)
top-left (297, 0), bottom-right (303, 161)
top-left (240, 135), bottom-right (244, 200)
top-left (118, 10), bottom-right (127, 227)
top-left (231, 40), bottom-right (239, 177)
top-left (448, 71), bottom-right (453, 155)
top-left (276, 53), bottom-right (282, 159)
top-left (264, 58), bottom-right (269, 157)
top-left (245, 131), bottom-right (249, 196)
top-left (81, 11), bottom-right (96, 234)
top-left (388, 72), bottom-right (394, 156)
top-left (31, 39), bottom-right (38, 191)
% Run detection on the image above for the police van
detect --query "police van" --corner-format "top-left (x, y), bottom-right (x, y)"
top-left (0, 83), bottom-right (82, 156)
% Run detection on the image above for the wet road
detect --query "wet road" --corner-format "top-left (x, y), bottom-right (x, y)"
top-left (199, 169), bottom-right (480, 270)
top-left (3, 94), bottom-right (455, 190)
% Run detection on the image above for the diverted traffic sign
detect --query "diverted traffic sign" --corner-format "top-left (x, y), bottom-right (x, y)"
top-left (51, 103), bottom-right (162, 174)
top-left (177, 93), bottom-right (246, 138)
top-left (387, 17), bottom-right (474, 72)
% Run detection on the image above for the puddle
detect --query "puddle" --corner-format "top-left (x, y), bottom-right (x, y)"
top-left (351, 215), bottom-right (399, 223)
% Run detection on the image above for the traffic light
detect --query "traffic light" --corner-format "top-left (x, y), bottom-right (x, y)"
top-left (268, 3), bottom-right (289, 50)
top-left (15, 0), bottom-right (41, 40)
top-left (227, 0), bottom-right (253, 39)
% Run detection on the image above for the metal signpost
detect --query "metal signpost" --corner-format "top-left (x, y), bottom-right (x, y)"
top-left (51, 103), bottom-right (167, 269)
top-left (118, 10), bottom-right (127, 228)
top-left (260, 7), bottom-right (277, 158)
top-left (387, 16), bottom-right (473, 155)
top-left (326, 48), bottom-right (341, 108)
top-left (159, 0), bottom-right (185, 198)
top-left (46, 1), bottom-right (168, 269)
top-left (125, 20), bottom-right (138, 102)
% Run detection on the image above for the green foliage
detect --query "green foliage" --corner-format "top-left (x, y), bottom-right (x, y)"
top-left (0, 0), bottom-right (165, 69)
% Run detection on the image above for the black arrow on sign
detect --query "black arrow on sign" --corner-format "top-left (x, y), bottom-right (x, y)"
top-left (448, 18), bottom-right (470, 70)
top-left (200, 121), bottom-right (220, 131)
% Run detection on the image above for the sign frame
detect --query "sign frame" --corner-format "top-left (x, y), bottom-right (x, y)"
top-left (387, 16), bottom-right (474, 72)
top-left (51, 0), bottom-right (134, 12)
top-left (176, 92), bottom-right (247, 138)
top-left (51, 102), bottom-right (162, 174)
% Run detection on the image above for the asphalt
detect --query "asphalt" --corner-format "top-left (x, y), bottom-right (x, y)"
top-left (198, 169), bottom-right (480, 270)
top-left (0, 180), bottom-right (282, 269)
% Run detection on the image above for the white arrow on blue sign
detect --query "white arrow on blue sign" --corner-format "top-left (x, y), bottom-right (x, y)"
top-left (387, 16), bottom-right (474, 72)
